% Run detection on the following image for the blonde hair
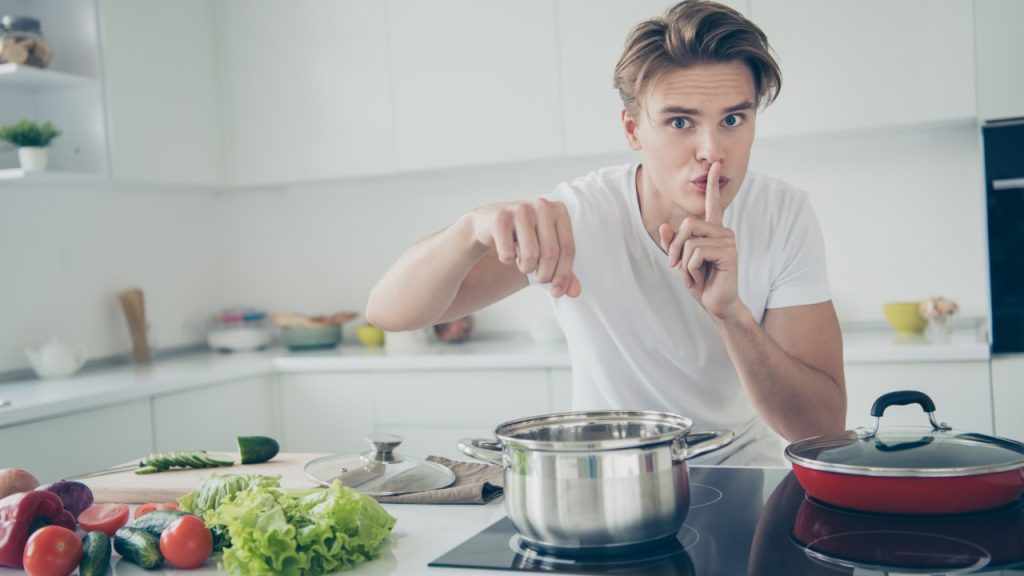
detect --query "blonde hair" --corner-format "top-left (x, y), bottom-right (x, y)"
top-left (614, 0), bottom-right (781, 116)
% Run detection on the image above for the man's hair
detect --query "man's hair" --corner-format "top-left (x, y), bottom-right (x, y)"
top-left (614, 0), bottom-right (781, 116)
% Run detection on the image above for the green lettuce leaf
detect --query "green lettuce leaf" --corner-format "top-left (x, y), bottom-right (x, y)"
top-left (180, 474), bottom-right (395, 575)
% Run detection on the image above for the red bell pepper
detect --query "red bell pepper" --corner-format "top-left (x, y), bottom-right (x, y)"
top-left (0, 490), bottom-right (76, 568)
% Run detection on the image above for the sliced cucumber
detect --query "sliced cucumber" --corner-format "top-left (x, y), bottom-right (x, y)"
top-left (237, 435), bottom-right (280, 464)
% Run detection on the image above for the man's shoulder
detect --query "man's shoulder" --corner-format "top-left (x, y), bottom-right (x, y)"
top-left (546, 163), bottom-right (635, 213)
top-left (735, 170), bottom-right (811, 216)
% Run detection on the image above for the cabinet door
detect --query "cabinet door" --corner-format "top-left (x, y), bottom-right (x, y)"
top-left (374, 369), bottom-right (550, 460)
top-left (992, 356), bottom-right (1024, 441)
top-left (844, 362), bottom-right (992, 434)
top-left (388, 0), bottom-right (562, 172)
top-left (220, 0), bottom-right (395, 185)
top-left (279, 373), bottom-right (376, 454)
top-left (750, 0), bottom-right (975, 138)
top-left (100, 0), bottom-right (225, 185)
top-left (975, 0), bottom-right (1024, 122)
top-left (152, 377), bottom-right (276, 452)
top-left (0, 400), bottom-right (152, 483)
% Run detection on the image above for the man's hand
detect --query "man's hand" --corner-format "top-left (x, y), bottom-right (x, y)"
top-left (658, 161), bottom-right (741, 319)
top-left (469, 199), bottom-right (581, 298)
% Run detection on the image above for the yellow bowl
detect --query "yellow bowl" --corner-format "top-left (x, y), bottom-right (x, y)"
top-left (883, 302), bottom-right (927, 334)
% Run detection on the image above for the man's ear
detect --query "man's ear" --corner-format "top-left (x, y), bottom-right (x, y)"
top-left (622, 108), bottom-right (642, 151)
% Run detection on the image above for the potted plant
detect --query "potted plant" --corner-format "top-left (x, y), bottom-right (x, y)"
top-left (0, 120), bottom-right (61, 172)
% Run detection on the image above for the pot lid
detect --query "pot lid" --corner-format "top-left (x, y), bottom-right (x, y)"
top-left (304, 433), bottom-right (455, 496)
top-left (786, 391), bottom-right (1024, 477)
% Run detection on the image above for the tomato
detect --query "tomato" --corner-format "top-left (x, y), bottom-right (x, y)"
top-left (22, 525), bottom-right (82, 576)
top-left (159, 515), bottom-right (213, 569)
top-left (134, 501), bottom-right (180, 519)
top-left (77, 503), bottom-right (130, 537)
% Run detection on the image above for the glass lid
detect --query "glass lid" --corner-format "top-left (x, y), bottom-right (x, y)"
top-left (304, 433), bottom-right (455, 496)
top-left (786, 391), bottom-right (1024, 477)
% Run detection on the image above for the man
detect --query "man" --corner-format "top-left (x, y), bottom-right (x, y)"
top-left (367, 0), bottom-right (845, 465)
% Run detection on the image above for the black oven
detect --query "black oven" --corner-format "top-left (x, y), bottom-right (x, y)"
top-left (984, 118), bottom-right (1024, 353)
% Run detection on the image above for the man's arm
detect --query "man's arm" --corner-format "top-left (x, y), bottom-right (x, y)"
top-left (366, 200), bottom-right (579, 331)
top-left (714, 300), bottom-right (846, 442)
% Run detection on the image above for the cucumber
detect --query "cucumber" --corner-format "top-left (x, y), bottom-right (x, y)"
top-left (135, 451), bottom-right (234, 474)
top-left (237, 435), bottom-right (280, 464)
top-left (79, 531), bottom-right (111, 576)
top-left (128, 509), bottom-right (188, 537)
top-left (114, 527), bottom-right (163, 570)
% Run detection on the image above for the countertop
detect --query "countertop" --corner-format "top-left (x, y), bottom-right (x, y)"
top-left (0, 324), bottom-right (990, 429)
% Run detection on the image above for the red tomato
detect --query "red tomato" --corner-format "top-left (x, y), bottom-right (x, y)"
top-left (77, 503), bottom-right (130, 537)
top-left (22, 525), bottom-right (82, 576)
top-left (159, 515), bottom-right (213, 569)
top-left (134, 501), bottom-right (180, 519)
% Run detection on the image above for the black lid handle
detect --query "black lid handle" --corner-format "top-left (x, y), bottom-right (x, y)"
top-left (870, 390), bottom-right (937, 417)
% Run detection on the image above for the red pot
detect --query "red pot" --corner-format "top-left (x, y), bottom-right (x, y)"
top-left (785, 390), bottom-right (1024, 515)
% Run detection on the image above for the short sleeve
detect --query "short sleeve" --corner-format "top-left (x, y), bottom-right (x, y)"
top-left (764, 192), bottom-right (831, 309)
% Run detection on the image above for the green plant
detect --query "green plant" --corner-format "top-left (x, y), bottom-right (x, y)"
top-left (0, 120), bottom-right (61, 147)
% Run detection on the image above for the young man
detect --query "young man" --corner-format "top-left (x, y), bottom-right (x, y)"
top-left (367, 0), bottom-right (845, 465)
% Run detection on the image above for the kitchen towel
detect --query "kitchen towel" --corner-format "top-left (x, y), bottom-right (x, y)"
top-left (373, 455), bottom-right (503, 505)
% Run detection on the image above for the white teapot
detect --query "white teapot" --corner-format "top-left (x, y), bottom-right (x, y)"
top-left (25, 337), bottom-right (87, 379)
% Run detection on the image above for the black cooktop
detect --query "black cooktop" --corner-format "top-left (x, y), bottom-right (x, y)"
top-left (430, 466), bottom-right (1024, 575)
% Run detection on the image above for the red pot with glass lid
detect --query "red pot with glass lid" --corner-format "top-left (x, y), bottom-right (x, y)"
top-left (785, 390), bottom-right (1024, 515)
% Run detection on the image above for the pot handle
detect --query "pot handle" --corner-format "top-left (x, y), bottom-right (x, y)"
top-left (457, 438), bottom-right (504, 466)
top-left (673, 429), bottom-right (735, 461)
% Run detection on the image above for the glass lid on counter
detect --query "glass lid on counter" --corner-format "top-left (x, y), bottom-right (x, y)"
top-left (304, 433), bottom-right (456, 496)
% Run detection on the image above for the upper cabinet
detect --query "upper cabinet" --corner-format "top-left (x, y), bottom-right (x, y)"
top-left (750, 0), bottom-right (976, 139)
top-left (219, 0), bottom-right (395, 186)
top-left (387, 0), bottom-right (562, 172)
top-left (100, 0), bottom-right (225, 186)
top-left (974, 0), bottom-right (1024, 122)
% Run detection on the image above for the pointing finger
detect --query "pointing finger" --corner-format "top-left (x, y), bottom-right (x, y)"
top-left (706, 161), bottom-right (723, 225)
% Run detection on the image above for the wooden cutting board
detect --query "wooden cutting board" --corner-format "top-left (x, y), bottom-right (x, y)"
top-left (81, 453), bottom-right (328, 503)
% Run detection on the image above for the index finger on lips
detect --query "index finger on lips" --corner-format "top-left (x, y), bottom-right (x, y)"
top-left (551, 210), bottom-right (577, 298)
top-left (706, 161), bottom-right (724, 225)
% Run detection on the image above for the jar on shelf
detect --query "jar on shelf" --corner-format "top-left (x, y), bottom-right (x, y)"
top-left (0, 16), bottom-right (53, 68)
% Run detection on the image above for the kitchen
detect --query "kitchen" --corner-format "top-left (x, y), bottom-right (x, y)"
top-left (1, 0), bottom-right (1023, 574)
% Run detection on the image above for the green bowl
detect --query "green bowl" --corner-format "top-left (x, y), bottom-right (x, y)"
top-left (883, 302), bottom-right (927, 334)
top-left (281, 324), bottom-right (341, 350)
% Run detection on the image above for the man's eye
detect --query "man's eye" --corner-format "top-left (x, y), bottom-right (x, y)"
top-left (723, 114), bottom-right (744, 127)
top-left (670, 118), bottom-right (689, 129)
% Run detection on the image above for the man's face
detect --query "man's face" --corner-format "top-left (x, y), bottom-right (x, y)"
top-left (623, 62), bottom-right (756, 218)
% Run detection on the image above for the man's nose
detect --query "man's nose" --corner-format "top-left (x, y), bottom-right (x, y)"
top-left (695, 127), bottom-right (724, 164)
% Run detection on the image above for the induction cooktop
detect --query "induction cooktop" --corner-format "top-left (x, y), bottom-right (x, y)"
top-left (430, 466), bottom-right (1024, 575)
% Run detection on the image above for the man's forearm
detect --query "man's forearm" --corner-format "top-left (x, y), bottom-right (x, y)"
top-left (714, 308), bottom-right (846, 442)
top-left (366, 215), bottom-right (487, 331)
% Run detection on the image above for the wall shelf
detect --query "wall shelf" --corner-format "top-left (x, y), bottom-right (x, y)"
top-left (0, 64), bottom-right (96, 92)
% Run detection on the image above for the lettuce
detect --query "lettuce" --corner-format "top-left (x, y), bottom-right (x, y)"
top-left (180, 475), bottom-right (395, 575)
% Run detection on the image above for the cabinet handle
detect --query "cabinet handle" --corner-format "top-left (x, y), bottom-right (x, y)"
top-left (992, 177), bottom-right (1024, 191)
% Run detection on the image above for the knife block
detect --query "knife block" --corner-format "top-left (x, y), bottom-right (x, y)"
top-left (118, 288), bottom-right (151, 364)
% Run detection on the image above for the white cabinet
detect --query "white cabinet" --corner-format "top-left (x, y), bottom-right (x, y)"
top-left (750, 0), bottom-right (976, 139)
top-left (0, 400), bottom-right (152, 483)
top-left (992, 356), bottom-right (1024, 441)
top-left (974, 0), bottom-right (1024, 122)
top-left (387, 0), bottom-right (563, 172)
top-left (99, 0), bottom-right (225, 186)
top-left (152, 377), bottom-right (277, 452)
top-left (844, 362), bottom-right (992, 434)
top-left (279, 369), bottom-right (558, 461)
top-left (219, 0), bottom-right (395, 186)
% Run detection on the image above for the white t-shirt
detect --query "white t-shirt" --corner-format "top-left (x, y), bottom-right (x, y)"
top-left (537, 163), bottom-right (831, 466)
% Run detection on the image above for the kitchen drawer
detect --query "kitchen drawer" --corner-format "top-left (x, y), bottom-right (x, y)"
top-left (279, 372), bottom-right (375, 454)
top-left (0, 400), bottom-right (152, 483)
top-left (152, 376), bottom-right (276, 452)
top-left (373, 370), bottom-right (550, 426)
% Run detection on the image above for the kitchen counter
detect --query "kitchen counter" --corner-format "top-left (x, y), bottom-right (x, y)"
top-left (0, 324), bottom-right (990, 429)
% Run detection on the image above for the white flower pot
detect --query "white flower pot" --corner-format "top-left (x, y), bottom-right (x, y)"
top-left (18, 146), bottom-right (49, 172)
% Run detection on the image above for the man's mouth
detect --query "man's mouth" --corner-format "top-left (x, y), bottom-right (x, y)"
top-left (691, 176), bottom-right (729, 192)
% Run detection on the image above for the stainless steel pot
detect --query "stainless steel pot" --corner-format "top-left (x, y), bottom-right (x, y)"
top-left (459, 410), bottom-right (734, 554)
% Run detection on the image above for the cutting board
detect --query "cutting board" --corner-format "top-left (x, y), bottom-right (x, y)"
top-left (81, 453), bottom-right (328, 503)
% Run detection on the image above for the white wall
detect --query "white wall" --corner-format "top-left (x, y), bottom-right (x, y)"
top-left (0, 185), bottom-right (222, 372)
